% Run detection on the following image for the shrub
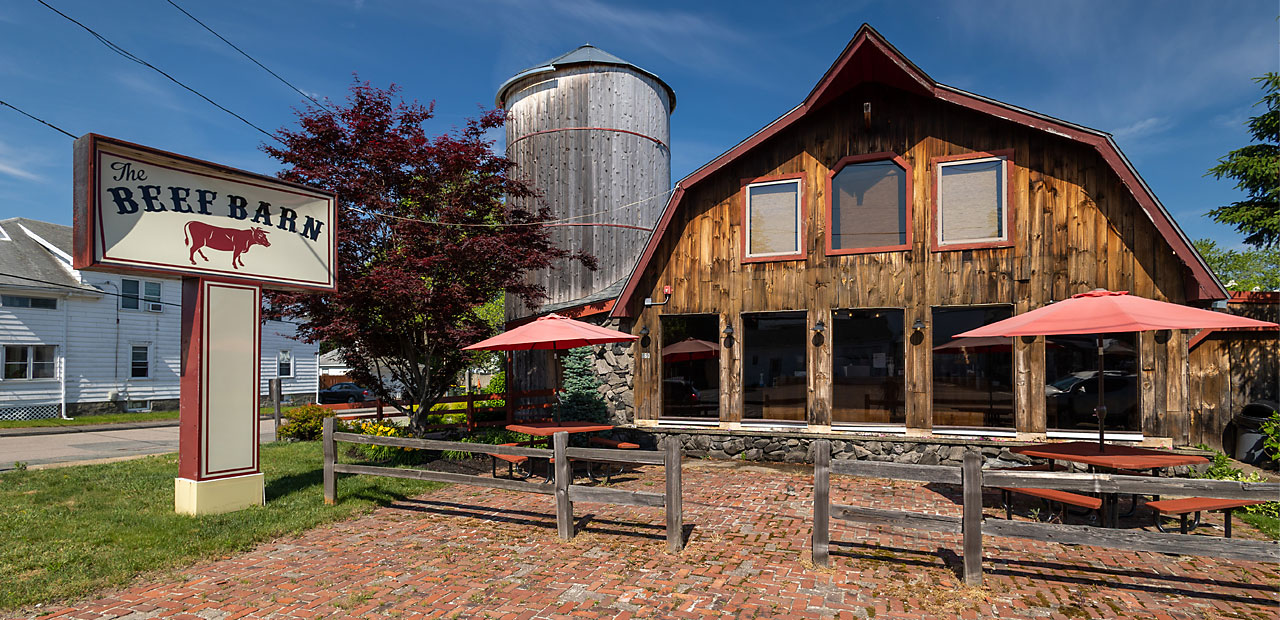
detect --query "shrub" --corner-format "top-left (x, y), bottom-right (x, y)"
top-left (278, 404), bottom-right (346, 441)
top-left (557, 347), bottom-right (608, 424)
top-left (1260, 412), bottom-right (1280, 463)
top-left (352, 420), bottom-right (416, 463)
top-left (1192, 449), bottom-right (1280, 518)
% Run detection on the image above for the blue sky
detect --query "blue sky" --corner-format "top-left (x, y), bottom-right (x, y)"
top-left (0, 0), bottom-right (1275, 248)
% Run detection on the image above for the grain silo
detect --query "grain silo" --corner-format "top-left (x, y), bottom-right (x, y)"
top-left (497, 44), bottom-right (675, 322)
top-left (496, 45), bottom-right (675, 411)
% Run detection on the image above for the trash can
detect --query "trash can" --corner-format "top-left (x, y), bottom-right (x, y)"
top-left (1233, 400), bottom-right (1278, 465)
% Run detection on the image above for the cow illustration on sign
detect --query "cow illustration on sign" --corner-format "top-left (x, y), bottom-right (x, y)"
top-left (184, 221), bottom-right (271, 269)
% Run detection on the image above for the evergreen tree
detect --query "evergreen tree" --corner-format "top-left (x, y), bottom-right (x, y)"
top-left (557, 346), bottom-right (608, 424)
top-left (1206, 73), bottom-right (1280, 248)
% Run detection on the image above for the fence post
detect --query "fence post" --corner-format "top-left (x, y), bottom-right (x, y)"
top-left (962, 451), bottom-right (983, 586)
top-left (323, 416), bottom-right (336, 505)
top-left (554, 431), bottom-right (573, 540)
top-left (812, 439), bottom-right (831, 567)
top-left (466, 391), bottom-right (475, 431)
top-left (664, 437), bottom-right (684, 552)
top-left (270, 378), bottom-right (282, 433)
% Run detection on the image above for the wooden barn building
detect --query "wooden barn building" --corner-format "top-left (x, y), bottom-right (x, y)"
top-left (606, 25), bottom-right (1243, 447)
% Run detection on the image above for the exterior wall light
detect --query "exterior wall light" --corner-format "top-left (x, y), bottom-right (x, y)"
top-left (812, 320), bottom-right (826, 333)
top-left (639, 326), bottom-right (650, 336)
top-left (912, 319), bottom-right (926, 331)
top-left (723, 325), bottom-right (734, 336)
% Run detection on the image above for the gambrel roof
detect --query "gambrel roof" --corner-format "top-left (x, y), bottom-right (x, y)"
top-left (611, 24), bottom-right (1225, 317)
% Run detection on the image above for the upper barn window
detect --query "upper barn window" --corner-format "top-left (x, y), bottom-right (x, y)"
top-left (827, 154), bottom-right (910, 254)
top-left (934, 154), bottom-right (1012, 249)
top-left (742, 175), bottom-right (804, 262)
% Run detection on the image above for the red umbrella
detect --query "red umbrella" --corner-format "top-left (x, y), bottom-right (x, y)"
top-left (463, 313), bottom-right (638, 422)
top-left (662, 338), bottom-right (720, 362)
top-left (933, 336), bottom-right (1014, 354)
top-left (957, 289), bottom-right (1279, 449)
top-left (463, 313), bottom-right (638, 351)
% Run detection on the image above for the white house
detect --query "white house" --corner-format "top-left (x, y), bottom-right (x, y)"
top-left (0, 217), bottom-right (317, 420)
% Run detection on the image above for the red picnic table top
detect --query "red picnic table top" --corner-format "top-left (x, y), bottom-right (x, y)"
top-left (505, 421), bottom-right (615, 436)
top-left (1010, 441), bottom-right (1208, 470)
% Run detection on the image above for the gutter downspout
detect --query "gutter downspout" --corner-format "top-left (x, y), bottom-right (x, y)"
top-left (60, 290), bottom-right (72, 419)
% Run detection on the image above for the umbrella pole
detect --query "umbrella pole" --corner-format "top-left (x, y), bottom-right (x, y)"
top-left (1096, 335), bottom-right (1107, 452)
top-left (554, 350), bottom-right (563, 425)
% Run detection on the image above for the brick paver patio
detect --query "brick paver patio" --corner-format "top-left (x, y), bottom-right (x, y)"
top-left (22, 460), bottom-right (1279, 619)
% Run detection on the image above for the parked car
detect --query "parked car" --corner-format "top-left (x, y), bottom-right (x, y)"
top-left (1046, 371), bottom-right (1138, 429)
top-left (318, 382), bottom-right (373, 404)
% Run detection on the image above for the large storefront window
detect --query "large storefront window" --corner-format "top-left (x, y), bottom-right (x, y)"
top-left (743, 311), bottom-right (807, 421)
top-left (661, 314), bottom-right (721, 419)
top-left (932, 306), bottom-right (1015, 429)
top-left (832, 309), bottom-right (905, 424)
top-left (1045, 333), bottom-right (1140, 432)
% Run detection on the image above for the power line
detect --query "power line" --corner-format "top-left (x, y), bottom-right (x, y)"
top-left (164, 0), bottom-right (333, 113)
top-left (0, 99), bottom-right (76, 139)
top-left (35, 0), bottom-right (280, 143)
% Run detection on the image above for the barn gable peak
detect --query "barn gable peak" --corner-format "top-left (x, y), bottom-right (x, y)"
top-left (803, 24), bottom-right (935, 111)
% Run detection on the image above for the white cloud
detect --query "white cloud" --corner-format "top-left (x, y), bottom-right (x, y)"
top-left (0, 140), bottom-right (48, 183)
top-left (1112, 116), bottom-right (1170, 139)
top-left (0, 159), bottom-right (44, 183)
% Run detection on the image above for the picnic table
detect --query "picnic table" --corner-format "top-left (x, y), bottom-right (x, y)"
top-left (504, 421), bottom-right (633, 482)
top-left (1009, 441), bottom-right (1208, 527)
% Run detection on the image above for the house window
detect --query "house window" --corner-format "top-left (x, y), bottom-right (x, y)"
top-left (1, 295), bottom-right (57, 310)
top-left (931, 306), bottom-right (1014, 430)
top-left (828, 155), bottom-right (910, 254)
top-left (935, 155), bottom-right (1010, 248)
top-left (277, 350), bottom-right (294, 378)
top-left (743, 176), bottom-right (803, 261)
top-left (126, 400), bottom-right (152, 413)
top-left (660, 314), bottom-right (720, 420)
top-left (130, 345), bottom-right (150, 378)
top-left (832, 309), bottom-right (905, 425)
top-left (742, 311), bottom-right (807, 422)
top-left (3, 345), bottom-right (57, 380)
top-left (121, 279), bottom-right (162, 310)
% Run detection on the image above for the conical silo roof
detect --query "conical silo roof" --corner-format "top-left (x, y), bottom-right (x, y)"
top-left (495, 44), bottom-right (676, 110)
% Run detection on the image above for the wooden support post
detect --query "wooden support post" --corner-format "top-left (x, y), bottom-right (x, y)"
top-left (665, 437), bottom-right (684, 552)
top-left (554, 431), bottom-right (573, 540)
top-left (812, 439), bottom-right (831, 567)
top-left (270, 378), bottom-right (282, 433)
top-left (322, 416), bottom-right (335, 505)
top-left (504, 352), bottom-right (515, 425)
top-left (466, 391), bottom-right (475, 431)
top-left (376, 399), bottom-right (384, 422)
top-left (962, 451), bottom-right (983, 586)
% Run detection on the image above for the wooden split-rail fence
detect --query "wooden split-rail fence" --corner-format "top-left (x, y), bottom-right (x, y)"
top-left (321, 417), bottom-right (684, 552)
top-left (810, 439), bottom-right (1280, 585)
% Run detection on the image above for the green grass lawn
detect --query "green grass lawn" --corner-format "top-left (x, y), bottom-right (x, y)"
top-left (1241, 512), bottom-right (1280, 539)
top-left (0, 441), bottom-right (441, 611)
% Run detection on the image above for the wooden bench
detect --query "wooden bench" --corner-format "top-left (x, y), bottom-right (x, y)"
top-left (998, 464), bottom-right (1103, 522)
top-left (588, 437), bottom-right (639, 450)
top-left (1145, 497), bottom-right (1265, 537)
top-left (491, 442), bottom-right (537, 480)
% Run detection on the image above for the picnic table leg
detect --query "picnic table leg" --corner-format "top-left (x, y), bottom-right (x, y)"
top-left (1225, 509), bottom-right (1233, 538)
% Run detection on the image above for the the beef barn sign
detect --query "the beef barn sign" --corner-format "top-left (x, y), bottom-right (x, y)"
top-left (74, 134), bottom-right (337, 516)
top-left (74, 135), bottom-right (335, 290)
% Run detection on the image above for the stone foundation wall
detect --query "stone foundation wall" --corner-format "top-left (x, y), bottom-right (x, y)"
top-left (621, 428), bottom-right (1204, 473)
top-left (590, 318), bottom-right (635, 426)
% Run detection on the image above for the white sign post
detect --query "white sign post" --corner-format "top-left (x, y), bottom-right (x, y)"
top-left (74, 134), bottom-right (336, 515)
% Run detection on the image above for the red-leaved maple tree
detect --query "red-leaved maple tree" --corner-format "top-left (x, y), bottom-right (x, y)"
top-left (263, 80), bottom-right (591, 435)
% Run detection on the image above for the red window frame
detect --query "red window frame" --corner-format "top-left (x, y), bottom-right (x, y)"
top-left (930, 150), bottom-right (1015, 252)
top-left (740, 172), bottom-right (806, 264)
top-left (825, 152), bottom-right (913, 256)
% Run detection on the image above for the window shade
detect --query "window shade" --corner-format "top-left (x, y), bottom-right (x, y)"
top-left (748, 182), bottom-right (799, 256)
top-left (832, 161), bottom-right (906, 250)
top-left (939, 159), bottom-right (1004, 244)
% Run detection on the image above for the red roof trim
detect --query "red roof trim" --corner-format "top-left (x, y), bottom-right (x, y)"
top-left (610, 25), bottom-right (1226, 317)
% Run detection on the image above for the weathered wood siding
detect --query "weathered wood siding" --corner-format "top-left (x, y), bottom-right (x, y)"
top-left (504, 65), bottom-right (672, 315)
top-left (628, 83), bottom-right (1196, 441)
top-left (1188, 296), bottom-right (1280, 451)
